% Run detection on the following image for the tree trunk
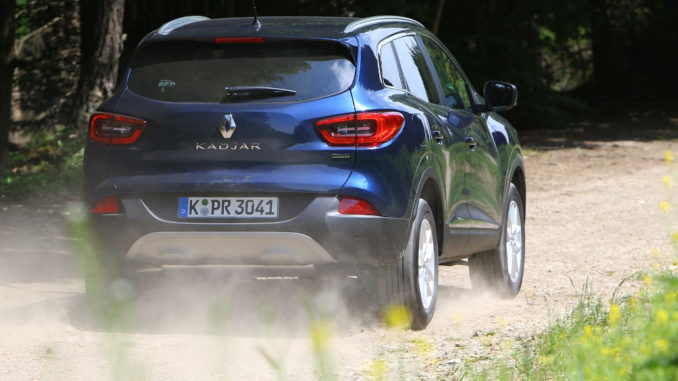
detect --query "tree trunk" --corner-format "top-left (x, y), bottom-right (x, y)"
top-left (590, 0), bottom-right (612, 96)
top-left (432, 0), bottom-right (446, 35)
top-left (73, 0), bottom-right (125, 132)
top-left (0, 0), bottom-right (16, 175)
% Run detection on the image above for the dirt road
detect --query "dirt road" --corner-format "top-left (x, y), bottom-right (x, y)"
top-left (1, 125), bottom-right (677, 380)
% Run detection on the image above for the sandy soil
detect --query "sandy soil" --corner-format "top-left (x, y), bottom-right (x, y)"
top-left (1, 123), bottom-right (677, 380)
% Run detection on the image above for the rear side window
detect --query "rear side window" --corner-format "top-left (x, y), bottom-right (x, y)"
top-left (379, 42), bottom-right (404, 89)
top-left (128, 40), bottom-right (356, 103)
top-left (391, 36), bottom-right (439, 103)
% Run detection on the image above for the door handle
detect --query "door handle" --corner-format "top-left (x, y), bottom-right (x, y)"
top-left (465, 136), bottom-right (476, 150)
top-left (432, 130), bottom-right (443, 142)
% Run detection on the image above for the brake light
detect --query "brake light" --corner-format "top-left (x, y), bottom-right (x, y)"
top-left (338, 196), bottom-right (380, 216)
top-left (90, 195), bottom-right (119, 214)
top-left (315, 112), bottom-right (404, 147)
top-left (215, 37), bottom-right (264, 44)
top-left (89, 112), bottom-right (146, 144)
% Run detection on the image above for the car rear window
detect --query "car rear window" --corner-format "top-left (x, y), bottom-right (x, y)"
top-left (128, 40), bottom-right (356, 103)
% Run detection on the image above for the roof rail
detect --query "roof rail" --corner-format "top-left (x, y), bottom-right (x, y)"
top-left (344, 15), bottom-right (424, 33)
top-left (158, 16), bottom-right (210, 35)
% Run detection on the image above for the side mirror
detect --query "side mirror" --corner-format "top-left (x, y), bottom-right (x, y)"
top-left (483, 81), bottom-right (518, 112)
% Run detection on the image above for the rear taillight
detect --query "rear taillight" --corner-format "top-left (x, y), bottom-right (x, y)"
top-left (90, 195), bottom-right (120, 214)
top-left (89, 112), bottom-right (146, 144)
top-left (338, 196), bottom-right (380, 216)
top-left (315, 111), bottom-right (405, 147)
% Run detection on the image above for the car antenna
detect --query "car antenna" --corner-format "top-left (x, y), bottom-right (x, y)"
top-left (251, 0), bottom-right (261, 30)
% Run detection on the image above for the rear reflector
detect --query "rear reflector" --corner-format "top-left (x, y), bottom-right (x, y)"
top-left (89, 112), bottom-right (146, 144)
top-left (315, 112), bottom-right (404, 147)
top-left (215, 37), bottom-right (265, 44)
top-left (338, 196), bottom-right (380, 216)
top-left (90, 195), bottom-right (120, 214)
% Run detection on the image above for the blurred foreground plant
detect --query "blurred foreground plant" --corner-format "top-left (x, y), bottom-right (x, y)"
top-left (65, 201), bottom-right (145, 380)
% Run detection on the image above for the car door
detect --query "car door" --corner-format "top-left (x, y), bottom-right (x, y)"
top-left (419, 36), bottom-right (504, 257)
top-left (389, 35), bottom-right (470, 257)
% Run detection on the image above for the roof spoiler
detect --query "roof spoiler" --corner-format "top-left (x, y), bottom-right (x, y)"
top-left (344, 16), bottom-right (424, 33)
top-left (157, 16), bottom-right (210, 36)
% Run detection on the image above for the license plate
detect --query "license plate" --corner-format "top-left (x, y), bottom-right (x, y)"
top-left (178, 197), bottom-right (278, 218)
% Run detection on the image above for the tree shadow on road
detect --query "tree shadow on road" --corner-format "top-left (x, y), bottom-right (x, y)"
top-left (520, 102), bottom-right (678, 151)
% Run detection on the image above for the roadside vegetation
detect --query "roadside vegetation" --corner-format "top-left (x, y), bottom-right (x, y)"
top-left (469, 270), bottom-right (678, 380)
top-left (0, 128), bottom-right (83, 200)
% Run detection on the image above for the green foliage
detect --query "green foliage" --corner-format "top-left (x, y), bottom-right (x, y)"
top-left (469, 272), bottom-right (678, 380)
top-left (15, 0), bottom-right (30, 38)
top-left (0, 127), bottom-right (83, 200)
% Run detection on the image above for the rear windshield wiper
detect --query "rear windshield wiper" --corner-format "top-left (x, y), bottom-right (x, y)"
top-left (223, 86), bottom-right (296, 101)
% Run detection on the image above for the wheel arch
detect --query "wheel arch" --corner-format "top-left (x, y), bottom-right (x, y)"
top-left (412, 168), bottom-right (445, 256)
top-left (507, 156), bottom-right (526, 212)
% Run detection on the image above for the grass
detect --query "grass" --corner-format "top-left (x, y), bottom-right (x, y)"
top-left (0, 127), bottom-right (83, 200)
top-left (467, 271), bottom-right (678, 380)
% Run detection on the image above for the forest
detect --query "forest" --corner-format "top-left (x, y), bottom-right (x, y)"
top-left (0, 0), bottom-right (676, 198)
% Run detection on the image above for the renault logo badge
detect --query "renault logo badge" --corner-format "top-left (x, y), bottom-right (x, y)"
top-left (219, 114), bottom-right (236, 138)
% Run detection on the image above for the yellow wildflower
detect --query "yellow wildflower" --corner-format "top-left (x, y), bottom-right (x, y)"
top-left (496, 316), bottom-right (506, 327)
top-left (309, 319), bottom-right (333, 352)
top-left (665, 150), bottom-right (674, 164)
top-left (502, 339), bottom-right (513, 350)
top-left (382, 304), bottom-right (411, 330)
top-left (618, 365), bottom-right (631, 377)
top-left (608, 303), bottom-right (621, 326)
top-left (370, 358), bottom-right (386, 381)
top-left (583, 365), bottom-right (593, 379)
top-left (656, 338), bottom-right (668, 352)
top-left (579, 325), bottom-right (596, 345)
top-left (627, 297), bottom-right (638, 312)
top-left (643, 275), bottom-right (653, 286)
top-left (662, 176), bottom-right (672, 189)
top-left (656, 309), bottom-right (669, 324)
top-left (601, 346), bottom-right (614, 356)
top-left (583, 325), bottom-right (594, 337)
top-left (537, 355), bottom-right (555, 365)
top-left (673, 231), bottom-right (678, 245)
top-left (453, 312), bottom-right (462, 324)
top-left (412, 338), bottom-right (433, 357)
top-left (640, 344), bottom-right (650, 355)
top-left (660, 201), bottom-right (671, 215)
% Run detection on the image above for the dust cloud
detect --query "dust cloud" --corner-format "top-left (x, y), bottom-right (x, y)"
top-left (0, 200), bottom-right (385, 380)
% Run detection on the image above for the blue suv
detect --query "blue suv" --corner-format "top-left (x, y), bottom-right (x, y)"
top-left (84, 15), bottom-right (526, 329)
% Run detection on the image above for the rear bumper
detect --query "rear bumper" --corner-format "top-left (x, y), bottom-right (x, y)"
top-left (89, 196), bottom-right (410, 269)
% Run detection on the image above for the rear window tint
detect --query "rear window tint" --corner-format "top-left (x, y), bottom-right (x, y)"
top-left (379, 42), bottom-right (404, 89)
top-left (128, 40), bottom-right (356, 103)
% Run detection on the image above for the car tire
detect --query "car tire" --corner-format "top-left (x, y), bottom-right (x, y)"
top-left (374, 199), bottom-right (438, 330)
top-left (469, 183), bottom-right (524, 298)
